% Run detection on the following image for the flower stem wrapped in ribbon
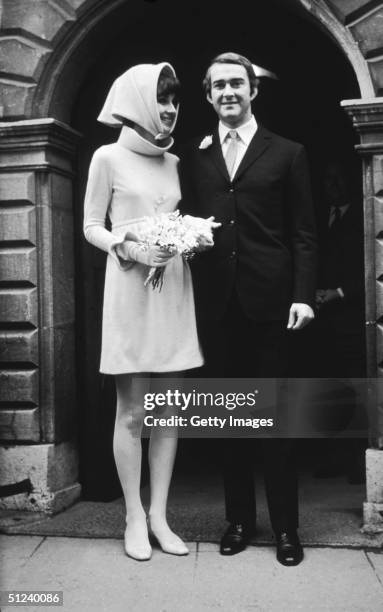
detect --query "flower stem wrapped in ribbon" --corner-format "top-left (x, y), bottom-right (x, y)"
top-left (132, 211), bottom-right (220, 290)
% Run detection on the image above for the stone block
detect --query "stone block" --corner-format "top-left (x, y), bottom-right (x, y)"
top-left (363, 502), bottom-right (383, 533)
top-left (0, 442), bottom-right (81, 513)
top-left (0, 0), bottom-right (75, 42)
top-left (38, 203), bottom-right (75, 328)
top-left (47, 440), bottom-right (79, 490)
top-left (366, 448), bottom-right (383, 502)
top-left (0, 407), bottom-right (40, 442)
top-left (0, 80), bottom-right (35, 120)
top-left (376, 257), bottom-right (383, 288)
top-left (0, 287), bottom-right (38, 325)
top-left (327, 0), bottom-right (376, 21)
top-left (0, 38), bottom-right (49, 78)
top-left (350, 9), bottom-right (383, 56)
top-left (0, 207), bottom-right (36, 243)
top-left (38, 322), bottom-right (76, 441)
top-left (373, 156), bottom-right (383, 196)
top-left (52, 209), bottom-right (75, 324)
top-left (0, 145), bottom-right (74, 174)
top-left (376, 274), bottom-right (383, 317)
top-left (375, 232), bottom-right (383, 272)
top-left (0, 121), bottom-right (80, 171)
top-left (50, 173), bottom-right (73, 211)
top-left (0, 172), bottom-right (35, 204)
top-left (0, 369), bottom-right (39, 404)
top-left (54, 325), bottom-right (76, 440)
top-left (377, 323), bottom-right (383, 365)
top-left (369, 59), bottom-right (383, 96)
top-left (0, 329), bottom-right (38, 364)
top-left (0, 247), bottom-right (37, 283)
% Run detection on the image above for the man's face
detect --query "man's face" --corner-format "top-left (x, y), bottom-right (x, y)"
top-left (207, 63), bottom-right (257, 127)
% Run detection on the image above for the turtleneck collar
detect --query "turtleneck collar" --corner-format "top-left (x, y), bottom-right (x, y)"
top-left (117, 125), bottom-right (174, 156)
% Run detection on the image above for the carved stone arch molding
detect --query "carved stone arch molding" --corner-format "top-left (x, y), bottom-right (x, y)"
top-left (0, 0), bottom-right (383, 529)
top-left (0, 0), bottom-right (382, 121)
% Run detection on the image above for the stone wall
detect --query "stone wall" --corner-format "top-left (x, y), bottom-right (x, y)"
top-left (0, 118), bottom-right (81, 511)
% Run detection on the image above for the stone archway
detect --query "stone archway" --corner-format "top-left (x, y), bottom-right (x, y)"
top-left (0, 0), bottom-right (380, 120)
top-left (0, 0), bottom-right (382, 529)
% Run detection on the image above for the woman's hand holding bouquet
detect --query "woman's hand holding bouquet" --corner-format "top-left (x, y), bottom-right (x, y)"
top-left (120, 211), bottom-right (221, 289)
top-left (116, 242), bottom-right (175, 268)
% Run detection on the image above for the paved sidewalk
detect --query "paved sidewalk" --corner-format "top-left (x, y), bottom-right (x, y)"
top-left (1, 535), bottom-right (383, 611)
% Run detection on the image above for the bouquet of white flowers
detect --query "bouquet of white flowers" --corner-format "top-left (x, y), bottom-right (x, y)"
top-left (132, 211), bottom-right (220, 290)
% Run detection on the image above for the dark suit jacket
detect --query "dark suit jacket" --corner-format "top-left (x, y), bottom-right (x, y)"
top-left (179, 125), bottom-right (317, 322)
top-left (318, 203), bottom-right (365, 333)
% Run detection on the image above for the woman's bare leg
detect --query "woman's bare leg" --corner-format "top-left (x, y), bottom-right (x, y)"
top-left (114, 373), bottom-right (151, 560)
top-left (148, 372), bottom-right (188, 554)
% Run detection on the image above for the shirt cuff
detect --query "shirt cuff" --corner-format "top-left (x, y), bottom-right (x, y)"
top-left (336, 287), bottom-right (344, 298)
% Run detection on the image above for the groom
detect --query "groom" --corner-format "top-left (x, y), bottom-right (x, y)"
top-left (179, 52), bottom-right (317, 565)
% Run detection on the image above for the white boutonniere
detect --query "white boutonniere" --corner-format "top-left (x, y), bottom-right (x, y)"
top-left (199, 135), bottom-right (213, 150)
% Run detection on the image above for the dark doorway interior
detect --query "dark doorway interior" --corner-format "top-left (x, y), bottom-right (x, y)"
top-left (71, 0), bottom-right (362, 500)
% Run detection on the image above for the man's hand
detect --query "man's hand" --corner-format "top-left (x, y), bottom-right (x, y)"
top-left (195, 233), bottom-right (214, 252)
top-left (287, 303), bottom-right (315, 330)
top-left (316, 288), bottom-right (342, 309)
top-left (315, 289), bottom-right (326, 309)
top-left (192, 216), bottom-right (221, 252)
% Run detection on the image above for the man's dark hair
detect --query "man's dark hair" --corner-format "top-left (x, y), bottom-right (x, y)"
top-left (157, 66), bottom-right (180, 99)
top-left (203, 52), bottom-right (259, 95)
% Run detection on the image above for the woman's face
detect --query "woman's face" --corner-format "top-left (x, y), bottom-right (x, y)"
top-left (157, 93), bottom-right (177, 134)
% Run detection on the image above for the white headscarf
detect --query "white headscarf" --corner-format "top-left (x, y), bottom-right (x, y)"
top-left (98, 62), bottom-right (179, 140)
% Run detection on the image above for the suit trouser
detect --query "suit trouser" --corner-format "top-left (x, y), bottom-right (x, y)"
top-left (197, 291), bottom-right (298, 533)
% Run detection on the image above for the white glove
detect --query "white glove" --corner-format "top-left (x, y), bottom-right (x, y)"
top-left (116, 241), bottom-right (175, 267)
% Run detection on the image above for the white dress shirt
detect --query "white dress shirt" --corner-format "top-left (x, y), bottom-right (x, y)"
top-left (219, 115), bottom-right (258, 178)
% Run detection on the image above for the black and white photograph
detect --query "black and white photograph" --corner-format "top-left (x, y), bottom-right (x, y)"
top-left (0, 0), bottom-right (383, 610)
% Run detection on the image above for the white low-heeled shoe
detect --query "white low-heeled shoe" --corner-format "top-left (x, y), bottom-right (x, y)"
top-left (124, 528), bottom-right (152, 561)
top-left (148, 521), bottom-right (189, 556)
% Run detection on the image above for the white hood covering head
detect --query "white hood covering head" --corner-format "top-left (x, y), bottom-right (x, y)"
top-left (98, 62), bottom-right (179, 139)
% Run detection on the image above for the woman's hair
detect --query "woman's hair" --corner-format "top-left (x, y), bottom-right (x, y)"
top-left (157, 66), bottom-right (180, 99)
top-left (203, 52), bottom-right (259, 95)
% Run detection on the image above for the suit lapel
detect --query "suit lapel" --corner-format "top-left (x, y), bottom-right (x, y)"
top-left (203, 128), bottom-right (230, 181)
top-left (233, 125), bottom-right (271, 181)
top-left (198, 125), bottom-right (271, 182)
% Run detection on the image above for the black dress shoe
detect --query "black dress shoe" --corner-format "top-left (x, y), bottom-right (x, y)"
top-left (275, 530), bottom-right (303, 566)
top-left (220, 523), bottom-right (254, 556)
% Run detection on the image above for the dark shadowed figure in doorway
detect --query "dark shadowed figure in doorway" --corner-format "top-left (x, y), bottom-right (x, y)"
top-left (313, 158), bottom-right (367, 482)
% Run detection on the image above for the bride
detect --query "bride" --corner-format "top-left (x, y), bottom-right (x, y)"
top-left (83, 62), bottom-right (205, 560)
